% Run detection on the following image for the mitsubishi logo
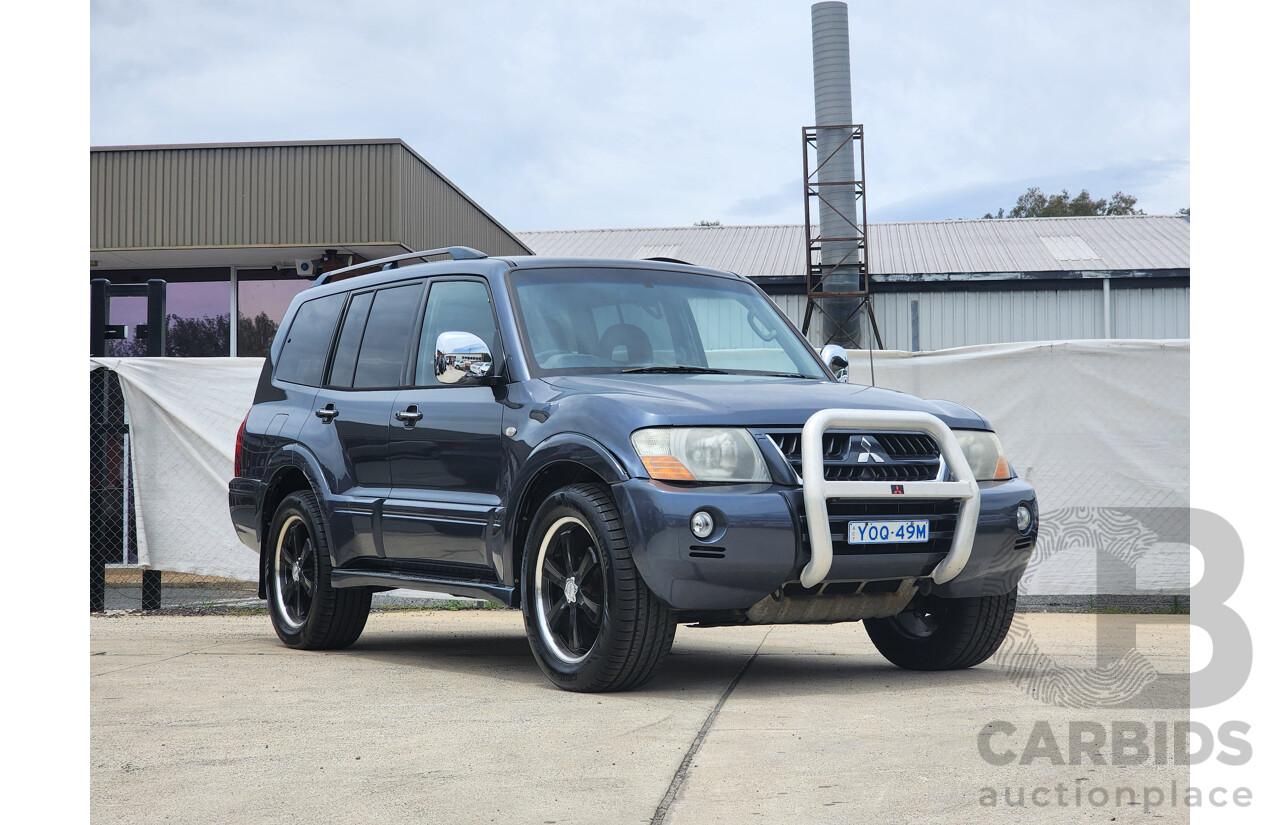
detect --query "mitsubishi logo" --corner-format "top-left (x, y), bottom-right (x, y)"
top-left (856, 436), bottom-right (887, 464)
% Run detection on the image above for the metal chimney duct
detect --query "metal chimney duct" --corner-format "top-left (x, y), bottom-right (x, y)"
top-left (811, 1), bottom-right (861, 346)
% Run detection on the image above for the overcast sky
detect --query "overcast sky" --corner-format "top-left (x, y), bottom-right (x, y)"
top-left (90, 0), bottom-right (1189, 231)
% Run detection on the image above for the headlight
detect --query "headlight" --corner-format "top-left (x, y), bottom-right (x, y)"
top-left (631, 428), bottom-right (770, 482)
top-left (953, 430), bottom-right (1013, 482)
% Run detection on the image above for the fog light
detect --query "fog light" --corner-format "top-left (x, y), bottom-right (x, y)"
top-left (690, 510), bottom-right (715, 540)
top-left (1016, 504), bottom-right (1033, 534)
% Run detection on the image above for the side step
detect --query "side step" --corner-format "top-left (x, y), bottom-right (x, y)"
top-left (330, 568), bottom-right (515, 606)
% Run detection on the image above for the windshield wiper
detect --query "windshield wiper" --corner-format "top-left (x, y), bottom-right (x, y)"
top-left (621, 365), bottom-right (728, 375)
top-left (751, 371), bottom-right (821, 380)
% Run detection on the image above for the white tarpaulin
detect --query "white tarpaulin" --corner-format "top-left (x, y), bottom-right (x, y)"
top-left (91, 340), bottom-right (1190, 594)
top-left (845, 340), bottom-right (1190, 595)
top-left (91, 357), bottom-right (263, 581)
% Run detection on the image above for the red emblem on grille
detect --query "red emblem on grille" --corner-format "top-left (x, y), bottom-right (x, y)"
top-left (891, 484), bottom-right (905, 495)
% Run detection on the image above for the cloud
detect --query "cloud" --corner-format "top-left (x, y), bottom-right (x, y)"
top-left (90, 0), bottom-right (1189, 230)
top-left (875, 158), bottom-right (1192, 221)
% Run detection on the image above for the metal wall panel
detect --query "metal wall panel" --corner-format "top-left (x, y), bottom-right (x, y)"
top-left (91, 143), bottom-right (401, 249)
top-left (768, 287), bottom-right (1190, 352)
top-left (871, 290), bottom-right (1105, 350)
top-left (1113, 286), bottom-right (1191, 339)
top-left (397, 147), bottom-right (531, 256)
top-left (91, 141), bottom-right (531, 256)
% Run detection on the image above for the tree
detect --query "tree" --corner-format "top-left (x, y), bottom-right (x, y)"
top-left (1103, 191), bottom-right (1141, 216)
top-left (165, 314), bottom-right (230, 357)
top-left (693, 219), bottom-right (721, 226)
top-left (988, 186), bottom-right (1144, 219)
top-left (236, 312), bottom-right (280, 358)
top-left (103, 311), bottom-right (279, 358)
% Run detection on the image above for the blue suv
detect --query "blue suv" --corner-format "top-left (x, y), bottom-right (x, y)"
top-left (228, 247), bottom-right (1037, 692)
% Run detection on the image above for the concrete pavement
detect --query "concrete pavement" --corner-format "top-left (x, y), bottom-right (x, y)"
top-left (91, 611), bottom-right (1190, 824)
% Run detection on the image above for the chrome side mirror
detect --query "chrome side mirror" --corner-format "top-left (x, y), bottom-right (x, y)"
top-left (435, 331), bottom-right (493, 385)
top-left (820, 344), bottom-right (849, 382)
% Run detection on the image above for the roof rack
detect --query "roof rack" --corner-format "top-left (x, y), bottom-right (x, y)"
top-left (311, 246), bottom-right (487, 287)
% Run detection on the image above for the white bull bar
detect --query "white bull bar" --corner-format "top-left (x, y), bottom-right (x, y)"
top-left (799, 409), bottom-right (980, 588)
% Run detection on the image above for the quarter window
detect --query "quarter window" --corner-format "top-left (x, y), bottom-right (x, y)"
top-left (275, 293), bottom-right (345, 386)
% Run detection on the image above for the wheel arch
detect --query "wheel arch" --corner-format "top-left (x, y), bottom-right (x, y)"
top-left (257, 458), bottom-right (325, 599)
top-left (505, 435), bottom-right (630, 606)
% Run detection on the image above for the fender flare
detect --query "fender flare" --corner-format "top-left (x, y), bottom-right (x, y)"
top-left (257, 444), bottom-right (336, 595)
top-left (519, 433), bottom-right (630, 487)
top-left (502, 433), bottom-right (631, 587)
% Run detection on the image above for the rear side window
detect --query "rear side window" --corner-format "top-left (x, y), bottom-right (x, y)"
top-left (352, 282), bottom-right (425, 388)
top-left (327, 291), bottom-right (374, 389)
top-left (275, 293), bottom-right (344, 386)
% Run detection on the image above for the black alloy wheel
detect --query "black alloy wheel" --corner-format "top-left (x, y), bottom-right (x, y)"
top-left (535, 517), bottom-right (605, 663)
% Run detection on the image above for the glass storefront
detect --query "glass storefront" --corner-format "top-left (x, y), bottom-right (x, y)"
top-left (96, 270), bottom-right (310, 358)
top-left (236, 275), bottom-right (310, 357)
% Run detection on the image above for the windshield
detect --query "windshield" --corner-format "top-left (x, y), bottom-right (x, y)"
top-left (508, 267), bottom-right (827, 378)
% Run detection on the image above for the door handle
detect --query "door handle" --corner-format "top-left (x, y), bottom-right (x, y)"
top-left (395, 405), bottom-right (423, 424)
top-left (314, 404), bottom-right (339, 422)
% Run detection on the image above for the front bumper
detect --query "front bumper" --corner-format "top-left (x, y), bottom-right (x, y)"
top-left (611, 408), bottom-right (1037, 611)
top-left (612, 476), bottom-right (1036, 610)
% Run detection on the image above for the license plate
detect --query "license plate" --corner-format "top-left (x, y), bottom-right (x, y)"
top-left (847, 520), bottom-right (930, 544)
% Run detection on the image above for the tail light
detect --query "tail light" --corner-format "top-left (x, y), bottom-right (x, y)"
top-left (234, 413), bottom-right (249, 477)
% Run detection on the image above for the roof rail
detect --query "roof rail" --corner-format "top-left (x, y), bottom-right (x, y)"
top-left (312, 246), bottom-right (487, 287)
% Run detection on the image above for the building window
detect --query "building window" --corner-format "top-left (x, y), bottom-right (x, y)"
top-left (97, 273), bottom-right (232, 357)
top-left (236, 273), bottom-right (311, 358)
top-left (93, 269), bottom-right (314, 358)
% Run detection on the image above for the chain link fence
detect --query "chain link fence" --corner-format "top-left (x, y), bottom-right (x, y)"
top-left (90, 368), bottom-right (257, 611)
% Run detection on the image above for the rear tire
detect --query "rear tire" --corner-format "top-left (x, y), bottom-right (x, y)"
top-left (864, 590), bottom-right (1016, 670)
top-left (266, 490), bottom-right (371, 650)
top-left (521, 483), bottom-right (676, 692)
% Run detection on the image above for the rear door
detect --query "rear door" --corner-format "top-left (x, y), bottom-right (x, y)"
top-left (381, 277), bottom-right (506, 573)
top-left (301, 281), bottom-right (425, 564)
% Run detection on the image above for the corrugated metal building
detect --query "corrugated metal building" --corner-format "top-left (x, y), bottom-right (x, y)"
top-left (518, 216), bottom-right (1190, 350)
top-left (91, 139), bottom-right (531, 357)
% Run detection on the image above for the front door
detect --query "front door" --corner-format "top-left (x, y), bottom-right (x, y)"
top-left (381, 278), bottom-right (506, 573)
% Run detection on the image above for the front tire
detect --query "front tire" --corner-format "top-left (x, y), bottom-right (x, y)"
top-left (266, 490), bottom-right (371, 650)
top-left (864, 590), bottom-right (1016, 670)
top-left (521, 483), bottom-right (676, 692)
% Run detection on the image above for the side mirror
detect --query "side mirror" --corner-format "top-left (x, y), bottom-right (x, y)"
top-left (435, 331), bottom-right (493, 385)
top-left (820, 344), bottom-right (849, 382)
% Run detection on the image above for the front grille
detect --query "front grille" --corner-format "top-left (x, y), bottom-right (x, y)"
top-left (766, 430), bottom-right (942, 482)
top-left (799, 498), bottom-right (961, 556)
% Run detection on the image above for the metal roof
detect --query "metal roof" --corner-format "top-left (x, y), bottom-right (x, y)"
top-left (517, 215), bottom-right (1190, 278)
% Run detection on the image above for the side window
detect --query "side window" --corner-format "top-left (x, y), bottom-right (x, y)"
top-left (351, 282), bottom-right (425, 389)
top-left (327, 291), bottom-right (374, 389)
top-left (275, 293), bottom-right (344, 386)
top-left (414, 280), bottom-right (499, 386)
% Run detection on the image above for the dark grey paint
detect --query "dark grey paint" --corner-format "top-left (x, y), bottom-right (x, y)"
top-left (230, 255), bottom-right (1036, 611)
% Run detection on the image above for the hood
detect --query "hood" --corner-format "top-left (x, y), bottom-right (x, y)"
top-left (542, 374), bottom-right (991, 430)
